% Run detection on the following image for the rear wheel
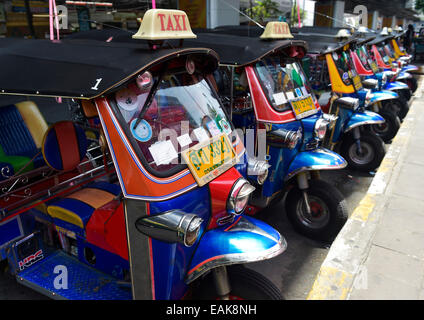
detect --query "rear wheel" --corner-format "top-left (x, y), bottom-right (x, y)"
top-left (340, 131), bottom-right (386, 172)
top-left (370, 110), bottom-right (400, 143)
top-left (285, 179), bottom-right (348, 242)
top-left (193, 265), bottom-right (283, 300)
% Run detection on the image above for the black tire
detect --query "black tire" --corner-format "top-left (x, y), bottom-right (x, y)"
top-left (285, 179), bottom-right (348, 242)
top-left (193, 265), bottom-right (283, 300)
top-left (398, 88), bottom-right (412, 102)
top-left (370, 109), bottom-right (400, 143)
top-left (383, 97), bottom-right (409, 121)
top-left (406, 77), bottom-right (418, 93)
top-left (340, 131), bottom-right (386, 172)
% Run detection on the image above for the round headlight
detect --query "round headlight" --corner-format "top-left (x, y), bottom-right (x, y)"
top-left (314, 118), bottom-right (327, 140)
top-left (227, 179), bottom-right (255, 214)
top-left (183, 216), bottom-right (203, 247)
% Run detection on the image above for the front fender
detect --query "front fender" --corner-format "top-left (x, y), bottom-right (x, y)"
top-left (402, 65), bottom-right (419, 73)
top-left (385, 81), bottom-right (410, 91)
top-left (397, 71), bottom-right (413, 80)
top-left (285, 148), bottom-right (347, 182)
top-left (345, 110), bottom-right (385, 133)
top-left (368, 90), bottom-right (399, 105)
top-left (186, 216), bottom-right (285, 284)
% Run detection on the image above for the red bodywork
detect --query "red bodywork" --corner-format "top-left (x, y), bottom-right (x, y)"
top-left (245, 66), bottom-right (320, 124)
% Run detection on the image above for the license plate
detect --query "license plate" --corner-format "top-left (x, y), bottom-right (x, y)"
top-left (369, 61), bottom-right (379, 73)
top-left (182, 133), bottom-right (237, 187)
top-left (290, 95), bottom-right (317, 119)
top-left (352, 75), bottom-right (363, 90)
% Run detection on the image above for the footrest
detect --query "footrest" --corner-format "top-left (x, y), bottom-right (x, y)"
top-left (16, 250), bottom-right (132, 300)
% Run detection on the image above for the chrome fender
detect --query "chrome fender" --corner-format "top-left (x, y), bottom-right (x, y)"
top-left (385, 81), bottom-right (410, 91)
top-left (284, 148), bottom-right (347, 182)
top-left (185, 216), bottom-right (286, 284)
top-left (344, 110), bottom-right (385, 133)
top-left (368, 90), bottom-right (399, 105)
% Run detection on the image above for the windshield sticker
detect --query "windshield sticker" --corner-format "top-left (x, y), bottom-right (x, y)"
top-left (149, 140), bottom-right (178, 166)
top-left (219, 119), bottom-right (232, 135)
top-left (193, 127), bottom-right (210, 143)
top-left (342, 72), bottom-right (349, 80)
top-left (286, 91), bottom-right (295, 100)
top-left (273, 92), bottom-right (287, 105)
top-left (206, 120), bottom-right (221, 136)
top-left (116, 88), bottom-right (139, 111)
top-left (177, 133), bottom-right (192, 148)
top-left (130, 119), bottom-right (152, 142)
top-left (295, 88), bottom-right (302, 97)
top-left (301, 86), bottom-right (308, 96)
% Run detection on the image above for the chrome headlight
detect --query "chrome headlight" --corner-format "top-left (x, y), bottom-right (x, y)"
top-left (136, 211), bottom-right (203, 247)
top-left (227, 179), bottom-right (255, 214)
top-left (314, 118), bottom-right (328, 140)
top-left (322, 113), bottom-right (338, 129)
top-left (247, 158), bottom-right (270, 185)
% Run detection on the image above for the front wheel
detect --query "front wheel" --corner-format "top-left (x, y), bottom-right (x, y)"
top-left (193, 265), bottom-right (283, 300)
top-left (406, 77), bottom-right (418, 93)
top-left (285, 179), bottom-right (348, 242)
top-left (369, 110), bottom-right (400, 143)
top-left (340, 131), bottom-right (386, 172)
top-left (384, 97), bottom-right (409, 120)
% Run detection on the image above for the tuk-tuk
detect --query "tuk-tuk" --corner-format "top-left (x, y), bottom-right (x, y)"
top-left (0, 9), bottom-right (285, 300)
top-left (368, 34), bottom-right (418, 93)
top-left (350, 34), bottom-right (411, 120)
top-left (296, 34), bottom-right (387, 171)
top-left (296, 31), bottom-right (401, 144)
top-left (185, 22), bottom-right (349, 242)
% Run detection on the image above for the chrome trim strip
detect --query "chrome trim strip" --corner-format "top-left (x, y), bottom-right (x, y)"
top-left (344, 119), bottom-right (385, 133)
top-left (284, 161), bottom-right (347, 182)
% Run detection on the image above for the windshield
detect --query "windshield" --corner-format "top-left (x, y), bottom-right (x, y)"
top-left (110, 72), bottom-right (233, 175)
top-left (254, 56), bottom-right (315, 112)
top-left (357, 46), bottom-right (371, 69)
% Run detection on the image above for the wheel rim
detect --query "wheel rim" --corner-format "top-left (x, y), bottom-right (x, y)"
top-left (372, 122), bottom-right (389, 134)
top-left (295, 195), bottom-right (330, 229)
top-left (348, 141), bottom-right (374, 165)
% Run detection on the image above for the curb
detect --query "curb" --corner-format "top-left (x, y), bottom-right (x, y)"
top-left (306, 79), bottom-right (423, 300)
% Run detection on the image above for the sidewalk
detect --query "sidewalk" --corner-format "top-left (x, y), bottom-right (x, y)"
top-left (307, 78), bottom-right (424, 300)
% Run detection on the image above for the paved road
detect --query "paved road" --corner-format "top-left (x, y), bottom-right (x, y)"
top-left (246, 168), bottom-right (374, 299)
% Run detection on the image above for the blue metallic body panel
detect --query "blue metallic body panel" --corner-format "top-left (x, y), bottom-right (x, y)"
top-left (148, 186), bottom-right (211, 300)
top-left (285, 148), bottom-right (346, 181)
top-left (188, 215), bottom-right (282, 278)
top-left (344, 110), bottom-right (385, 133)
top-left (369, 90), bottom-right (398, 104)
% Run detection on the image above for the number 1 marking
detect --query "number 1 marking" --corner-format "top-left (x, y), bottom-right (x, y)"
top-left (91, 78), bottom-right (103, 91)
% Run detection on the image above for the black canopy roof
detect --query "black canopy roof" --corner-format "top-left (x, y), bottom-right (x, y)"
top-left (0, 36), bottom-right (218, 99)
top-left (367, 35), bottom-right (394, 46)
top-left (182, 32), bottom-right (307, 66)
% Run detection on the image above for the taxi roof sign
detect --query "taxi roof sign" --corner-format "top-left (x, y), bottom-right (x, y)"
top-left (132, 9), bottom-right (197, 40)
top-left (260, 21), bottom-right (294, 39)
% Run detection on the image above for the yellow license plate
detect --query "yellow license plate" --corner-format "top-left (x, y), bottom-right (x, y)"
top-left (370, 61), bottom-right (379, 73)
top-left (352, 75), bottom-right (363, 90)
top-left (182, 133), bottom-right (237, 186)
top-left (290, 95), bottom-right (317, 119)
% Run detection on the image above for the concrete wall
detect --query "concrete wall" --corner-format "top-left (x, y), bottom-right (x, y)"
top-left (208, 0), bottom-right (240, 28)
